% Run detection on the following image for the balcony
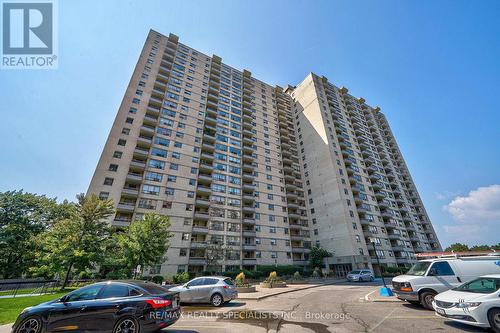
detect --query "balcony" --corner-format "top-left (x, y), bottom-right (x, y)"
top-left (117, 203), bottom-right (135, 212)
top-left (196, 185), bottom-right (211, 195)
top-left (140, 124), bottom-right (156, 135)
top-left (242, 244), bottom-right (257, 251)
top-left (134, 147), bottom-right (150, 157)
top-left (125, 172), bottom-right (142, 182)
top-left (195, 198), bottom-right (210, 207)
top-left (199, 162), bottom-right (213, 173)
top-left (191, 226), bottom-right (209, 234)
top-left (197, 174), bottom-right (212, 184)
top-left (136, 136), bottom-right (152, 147)
top-left (242, 206), bottom-right (255, 213)
top-left (242, 218), bottom-right (255, 225)
top-left (194, 211), bottom-right (210, 220)
top-left (242, 183), bottom-right (256, 191)
top-left (130, 160), bottom-right (146, 170)
top-left (242, 258), bottom-right (257, 265)
top-left (242, 230), bottom-right (256, 237)
top-left (388, 233), bottom-right (402, 240)
top-left (143, 114), bottom-right (158, 125)
top-left (190, 242), bottom-right (208, 249)
top-left (201, 152), bottom-right (214, 161)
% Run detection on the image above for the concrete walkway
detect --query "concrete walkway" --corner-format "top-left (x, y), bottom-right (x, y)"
top-left (237, 278), bottom-right (343, 300)
top-left (0, 323), bottom-right (12, 333)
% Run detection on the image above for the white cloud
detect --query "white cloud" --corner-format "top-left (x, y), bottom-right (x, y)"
top-left (441, 184), bottom-right (500, 244)
top-left (444, 184), bottom-right (500, 221)
top-left (435, 190), bottom-right (461, 201)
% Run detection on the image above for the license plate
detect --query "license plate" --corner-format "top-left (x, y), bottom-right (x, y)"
top-left (436, 308), bottom-right (445, 315)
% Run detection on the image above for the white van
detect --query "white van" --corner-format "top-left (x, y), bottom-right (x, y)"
top-left (392, 253), bottom-right (500, 309)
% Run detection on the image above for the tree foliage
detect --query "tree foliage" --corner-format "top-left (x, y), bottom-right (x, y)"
top-left (309, 245), bottom-right (332, 269)
top-left (0, 190), bottom-right (73, 278)
top-left (204, 242), bottom-right (226, 273)
top-left (31, 193), bottom-right (114, 288)
top-left (445, 243), bottom-right (500, 252)
top-left (113, 213), bottom-right (172, 276)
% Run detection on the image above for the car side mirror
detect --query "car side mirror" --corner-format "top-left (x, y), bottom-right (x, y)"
top-left (59, 295), bottom-right (68, 303)
top-left (184, 284), bottom-right (189, 289)
top-left (428, 268), bottom-right (437, 276)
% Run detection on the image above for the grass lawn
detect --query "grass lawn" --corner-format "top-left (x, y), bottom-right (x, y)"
top-left (0, 287), bottom-right (61, 296)
top-left (0, 292), bottom-right (68, 325)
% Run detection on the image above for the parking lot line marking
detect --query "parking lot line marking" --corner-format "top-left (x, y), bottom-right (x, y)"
top-left (368, 307), bottom-right (397, 332)
top-left (388, 316), bottom-right (439, 319)
top-left (364, 288), bottom-right (379, 301)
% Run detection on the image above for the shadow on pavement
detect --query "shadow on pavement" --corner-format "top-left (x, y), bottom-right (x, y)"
top-left (401, 303), bottom-right (430, 312)
top-left (443, 320), bottom-right (489, 332)
top-left (181, 301), bottom-right (246, 310)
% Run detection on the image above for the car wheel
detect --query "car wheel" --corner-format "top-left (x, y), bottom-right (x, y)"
top-left (15, 316), bottom-right (42, 333)
top-left (488, 308), bottom-right (500, 333)
top-left (419, 291), bottom-right (436, 310)
top-left (211, 293), bottom-right (223, 307)
top-left (113, 317), bottom-right (139, 333)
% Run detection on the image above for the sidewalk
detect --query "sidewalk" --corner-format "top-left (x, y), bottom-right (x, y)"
top-left (237, 279), bottom-right (342, 300)
top-left (0, 324), bottom-right (12, 333)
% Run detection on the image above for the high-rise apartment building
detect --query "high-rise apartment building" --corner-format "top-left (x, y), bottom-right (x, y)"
top-left (87, 30), bottom-right (441, 277)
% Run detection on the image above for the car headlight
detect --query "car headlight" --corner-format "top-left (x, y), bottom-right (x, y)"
top-left (456, 302), bottom-right (481, 308)
top-left (400, 282), bottom-right (413, 292)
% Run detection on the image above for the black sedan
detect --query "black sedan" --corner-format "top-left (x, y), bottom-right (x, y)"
top-left (12, 280), bottom-right (180, 333)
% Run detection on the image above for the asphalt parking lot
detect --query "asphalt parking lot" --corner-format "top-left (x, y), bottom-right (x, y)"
top-left (164, 281), bottom-right (487, 333)
top-left (0, 281), bottom-right (487, 333)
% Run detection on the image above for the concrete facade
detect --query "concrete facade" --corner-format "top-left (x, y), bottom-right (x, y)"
top-left (87, 30), bottom-right (441, 277)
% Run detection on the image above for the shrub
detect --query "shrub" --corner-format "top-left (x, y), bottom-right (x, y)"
top-left (265, 271), bottom-right (282, 284)
top-left (235, 271), bottom-right (246, 287)
top-left (292, 271), bottom-right (302, 280)
top-left (173, 271), bottom-right (190, 284)
top-left (312, 268), bottom-right (322, 278)
top-left (152, 275), bottom-right (164, 284)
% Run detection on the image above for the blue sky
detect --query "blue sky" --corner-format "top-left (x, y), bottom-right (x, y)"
top-left (1, 0), bottom-right (499, 247)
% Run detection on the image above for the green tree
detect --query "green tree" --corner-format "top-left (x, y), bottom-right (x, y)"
top-left (0, 190), bottom-right (73, 278)
top-left (309, 245), bottom-right (332, 269)
top-left (204, 242), bottom-right (226, 274)
top-left (32, 194), bottom-right (114, 288)
top-left (444, 243), bottom-right (470, 252)
top-left (114, 213), bottom-right (172, 277)
top-left (470, 244), bottom-right (492, 251)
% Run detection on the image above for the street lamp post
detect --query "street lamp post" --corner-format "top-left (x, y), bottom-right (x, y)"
top-left (371, 241), bottom-right (393, 297)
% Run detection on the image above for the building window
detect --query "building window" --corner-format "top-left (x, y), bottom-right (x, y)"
top-left (108, 164), bottom-right (118, 172)
top-left (103, 177), bottom-right (114, 186)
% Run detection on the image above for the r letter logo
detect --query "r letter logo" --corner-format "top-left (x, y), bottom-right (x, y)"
top-left (1, 0), bottom-right (58, 69)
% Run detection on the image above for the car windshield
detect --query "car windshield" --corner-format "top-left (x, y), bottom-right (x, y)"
top-left (349, 271), bottom-right (361, 274)
top-left (453, 278), bottom-right (500, 294)
top-left (406, 262), bottom-right (431, 276)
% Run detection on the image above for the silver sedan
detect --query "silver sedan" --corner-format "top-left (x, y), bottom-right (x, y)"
top-left (169, 276), bottom-right (238, 306)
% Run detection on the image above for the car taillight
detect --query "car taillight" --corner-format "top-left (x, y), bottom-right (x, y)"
top-left (223, 285), bottom-right (228, 289)
top-left (145, 298), bottom-right (172, 309)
